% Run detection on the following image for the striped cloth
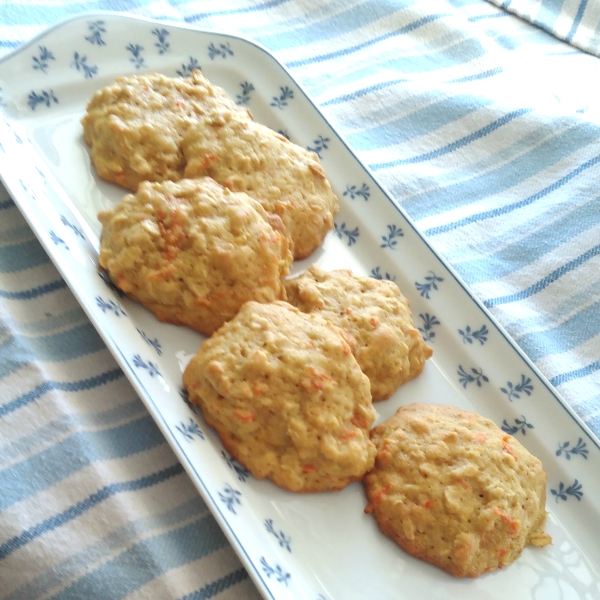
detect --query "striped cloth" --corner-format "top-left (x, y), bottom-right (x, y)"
top-left (1, 1), bottom-right (599, 599)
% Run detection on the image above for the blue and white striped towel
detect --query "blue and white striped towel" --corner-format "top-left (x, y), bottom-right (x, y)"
top-left (1, 1), bottom-right (599, 599)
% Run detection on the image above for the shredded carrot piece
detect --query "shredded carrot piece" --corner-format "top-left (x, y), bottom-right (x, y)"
top-left (351, 411), bottom-right (369, 430)
top-left (302, 464), bottom-right (315, 473)
top-left (496, 547), bottom-right (509, 557)
top-left (494, 506), bottom-right (520, 536)
top-left (423, 498), bottom-right (435, 509)
top-left (502, 435), bottom-right (519, 460)
top-left (365, 484), bottom-right (392, 514)
top-left (233, 410), bottom-right (255, 423)
top-left (475, 432), bottom-right (487, 444)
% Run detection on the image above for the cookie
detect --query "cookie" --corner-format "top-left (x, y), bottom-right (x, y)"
top-left (182, 112), bottom-right (339, 259)
top-left (98, 177), bottom-right (292, 335)
top-left (284, 266), bottom-right (432, 400)
top-left (182, 301), bottom-right (376, 492)
top-left (82, 71), bottom-right (250, 190)
top-left (363, 403), bottom-right (552, 577)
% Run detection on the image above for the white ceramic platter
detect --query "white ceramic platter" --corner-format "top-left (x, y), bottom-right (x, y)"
top-left (1, 13), bottom-right (599, 600)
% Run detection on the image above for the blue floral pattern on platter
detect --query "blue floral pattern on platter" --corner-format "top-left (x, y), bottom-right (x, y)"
top-left (1, 16), bottom-right (598, 600)
top-left (501, 415), bottom-right (534, 436)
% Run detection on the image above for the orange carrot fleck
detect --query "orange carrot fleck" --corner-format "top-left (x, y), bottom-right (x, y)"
top-left (302, 464), bottom-right (315, 473)
top-left (494, 506), bottom-right (520, 536)
top-left (475, 432), bottom-right (487, 444)
top-left (351, 411), bottom-right (369, 430)
top-left (365, 484), bottom-right (392, 514)
top-left (502, 435), bottom-right (519, 460)
top-left (423, 498), bottom-right (435, 509)
top-left (496, 547), bottom-right (509, 557)
top-left (233, 410), bottom-right (255, 423)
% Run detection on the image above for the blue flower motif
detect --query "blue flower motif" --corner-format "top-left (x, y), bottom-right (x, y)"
top-left (500, 375), bottom-right (533, 401)
top-left (49, 230), bottom-right (68, 249)
top-left (260, 557), bottom-right (290, 586)
top-left (176, 57), bottom-right (200, 77)
top-left (95, 296), bottom-right (126, 316)
top-left (556, 438), bottom-right (589, 460)
top-left (343, 183), bottom-right (370, 201)
top-left (334, 222), bottom-right (359, 246)
top-left (32, 46), bottom-right (55, 73)
top-left (236, 81), bottom-right (255, 106)
top-left (370, 266), bottom-right (396, 281)
top-left (418, 313), bottom-right (440, 342)
top-left (152, 28), bottom-right (170, 54)
top-left (551, 479), bottom-right (583, 503)
top-left (176, 417), bottom-right (205, 442)
top-left (271, 86), bottom-right (294, 109)
top-left (222, 451), bottom-right (251, 482)
top-left (28, 90), bottom-right (58, 111)
top-left (60, 215), bottom-right (85, 239)
top-left (265, 519), bottom-right (291, 552)
top-left (85, 21), bottom-right (106, 46)
top-left (219, 484), bottom-right (242, 514)
top-left (208, 42), bottom-right (234, 59)
top-left (132, 354), bottom-right (161, 377)
top-left (126, 44), bottom-right (145, 69)
top-left (458, 324), bottom-right (488, 345)
top-left (72, 52), bottom-right (98, 79)
top-left (306, 135), bottom-right (330, 158)
top-left (457, 365), bottom-right (488, 389)
top-left (415, 271), bottom-right (444, 299)
top-left (381, 224), bottom-right (403, 249)
top-left (501, 415), bottom-right (534, 436)
top-left (137, 328), bottom-right (162, 355)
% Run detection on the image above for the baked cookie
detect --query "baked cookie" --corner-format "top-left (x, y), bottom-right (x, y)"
top-left (98, 178), bottom-right (292, 335)
top-left (182, 113), bottom-right (339, 260)
top-left (82, 71), bottom-right (250, 190)
top-left (364, 403), bottom-right (552, 578)
top-left (284, 266), bottom-right (432, 401)
top-left (183, 301), bottom-right (376, 492)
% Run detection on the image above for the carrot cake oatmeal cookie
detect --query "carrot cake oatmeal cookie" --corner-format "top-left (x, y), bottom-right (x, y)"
top-left (82, 71), bottom-right (250, 190)
top-left (98, 177), bottom-right (292, 335)
top-left (182, 110), bottom-right (338, 259)
top-left (364, 403), bottom-right (552, 578)
top-left (284, 266), bottom-right (432, 401)
top-left (182, 301), bottom-right (376, 492)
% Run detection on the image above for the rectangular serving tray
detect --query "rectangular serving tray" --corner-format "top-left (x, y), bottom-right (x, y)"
top-left (1, 12), bottom-right (599, 600)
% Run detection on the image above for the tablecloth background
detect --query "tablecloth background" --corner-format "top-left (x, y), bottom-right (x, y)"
top-left (1, 1), bottom-right (599, 598)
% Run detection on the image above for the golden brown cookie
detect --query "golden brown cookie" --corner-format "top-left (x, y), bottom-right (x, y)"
top-left (284, 266), bottom-right (432, 401)
top-left (82, 71), bottom-right (250, 190)
top-left (364, 403), bottom-right (552, 578)
top-left (182, 112), bottom-right (338, 260)
top-left (183, 301), bottom-right (376, 492)
top-left (98, 178), bottom-right (292, 335)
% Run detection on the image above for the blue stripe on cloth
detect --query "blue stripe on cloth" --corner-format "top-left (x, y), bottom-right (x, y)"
top-left (347, 92), bottom-right (495, 151)
top-left (0, 240), bottom-right (50, 273)
top-left (4, 498), bottom-right (208, 600)
top-left (177, 569), bottom-right (249, 600)
top-left (484, 243), bottom-right (600, 307)
top-left (422, 149), bottom-right (600, 234)
top-left (0, 279), bottom-right (67, 300)
top-left (255, 0), bottom-right (419, 52)
top-left (0, 323), bottom-right (107, 380)
top-left (182, 0), bottom-right (289, 21)
top-left (0, 463), bottom-right (184, 559)
top-left (0, 368), bottom-right (124, 418)
top-left (320, 77), bottom-right (409, 106)
top-left (285, 12), bottom-right (449, 68)
top-left (370, 108), bottom-right (531, 169)
top-left (446, 66), bottom-right (503, 83)
top-left (51, 514), bottom-right (229, 600)
top-left (0, 416), bottom-right (166, 511)
top-left (516, 299), bottom-right (600, 361)
top-left (550, 359), bottom-right (600, 387)
top-left (565, 0), bottom-right (589, 42)
top-left (454, 197), bottom-right (600, 283)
